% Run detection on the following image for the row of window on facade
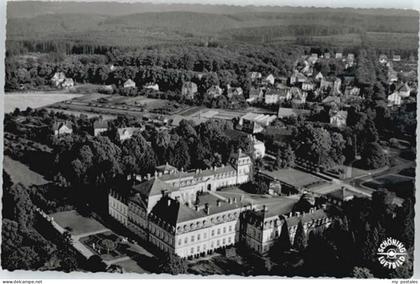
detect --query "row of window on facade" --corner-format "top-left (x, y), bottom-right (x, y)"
top-left (177, 224), bottom-right (235, 246)
top-left (111, 199), bottom-right (127, 214)
top-left (176, 213), bottom-right (239, 233)
top-left (187, 236), bottom-right (234, 255)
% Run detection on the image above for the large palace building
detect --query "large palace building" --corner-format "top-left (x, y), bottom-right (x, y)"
top-left (109, 150), bottom-right (333, 258)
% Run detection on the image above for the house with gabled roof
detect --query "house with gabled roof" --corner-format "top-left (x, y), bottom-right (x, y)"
top-left (92, 119), bottom-right (109, 136)
top-left (330, 110), bottom-right (348, 128)
top-left (117, 127), bottom-right (142, 141)
top-left (123, 79), bottom-right (136, 89)
top-left (264, 86), bottom-right (290, 104)
top-left (247, 87), bottom-right (265, 103)
top-left (206, 85), bottom-right (223, 98)
top-left (52, 121), bottom-right (73, 136)
top-left (263, 74), bottom-right (275, 85)
top-left (182, 81), bottom-right (198, 99)
top-left (227, 85), bottom-right (243, 99)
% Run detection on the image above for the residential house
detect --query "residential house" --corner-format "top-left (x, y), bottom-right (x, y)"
top-left (227, 85), bottom-right (244, 99)
top-left (62, 78), bottom-right (74, 88)
top-left (144, 83), bottom-right (160, 91)
top-left (123, 79), bottom-right (136, 89)
top-left (249, 72), bottom-right (262, 82)
top-left (207, 85), bottom-right (223, 98)
top-left (263, 74), bottom-right (275, 85)
top-left (264, 86), bottom-right (290, 104)
top-left (324, 52), bottom-right (331, 59)
top-left (347, 53), bottom-right (355, 63)
top-left (290, 71), bottom-right (307, 85)
top-left (247, 87), bottom-right (265, 103)
top-left (388, 69), bottom-right (399, 84)
top-left (50, 72), bottom-right (66, 87)
top-left (118, 127), bottom-right (142, 141)
top-left (182, 82), bottom-right (198, 99)
top-left (276, 76), bottom-right (288, 85)
top-left (387, 92), bottom-right (402, 107)
top-left (329, 110), bottom-right (348, 128)
top-left (394, 82), bottom-right (411, 98)
top-left (288, 87), bottom-right (307, 104)
top-left (52, 121), bottom-right (73, 136)
top-left (320, 78), bottom-right (334, 91)
top-left (332, 78), bottom-right (342, 95)
top-left (302, 80), bottom-right (315, 91)
top-left (393, 55), bottom-right (401, 62)
top-left (315, 72), bottom-right (324, 81)
top-left (335, 53), bottom-right (343, 59)
top-left (379, 54), bottom-right (388, 64)
top-left (308, 53), bottom-right (318, 64)
top-left (92, 119), bottom-right (109, 136)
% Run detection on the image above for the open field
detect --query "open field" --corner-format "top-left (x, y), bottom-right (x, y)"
top-left (50, 210), bottom-right (107, 236)
top-left (4, 92), bottom-right (83, 113)
top-left (3, 155), bottom-right (48, 187)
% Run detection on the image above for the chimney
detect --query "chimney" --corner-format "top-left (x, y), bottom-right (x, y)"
top-left (159, 172), bottom-right (163, 177)
top-left (147, 173), bottom-right (151, 180)
top-left (238, 148), bottom-right (242, 156)
top-left (154, 171), bottom-right (157, 177)
top-left (136, 175), bottom-right (142, 182)
top-left (263, 205), bottom-right (268, 212)
top-left (289, 212), bottom-right (293, 218)
top-left (204, 203), bottom-right (210, 215)
top-left (240, 195), bottom-right (244, 202)
top-left (217, 200), bottom-right (221, 207)
top-left (228, 198), bottom-right (232, 204)
top-left (233, 197), bottom-right (236, 203)
top-left (296, 212), bottom-right (300, 217)
top-left (195, 205), bottom-right (200, 211)
top-left (168, 199), bottom-right (171, 206)
top-left (321, 204), bottom-right (327, 210)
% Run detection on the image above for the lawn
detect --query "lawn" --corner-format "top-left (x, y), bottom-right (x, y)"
top-left (4, 92), bottom-right (83, 113)
top-left (3, 155), bottom-right (48, 186)
top-left (50, 210), bottom-right (107, 236)
top-left (362, 174), bottom-right (414, 199)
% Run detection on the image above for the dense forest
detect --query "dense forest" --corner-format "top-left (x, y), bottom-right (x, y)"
top-left (6, 2), bottom-right (419, 52)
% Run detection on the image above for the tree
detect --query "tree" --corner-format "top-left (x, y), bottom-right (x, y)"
top-left (278, 221), bottom-right (291, 252)
top-left (352, 267), bottom-right (374, 278)
top-left (158, 252), bottom-right (188, 275)
top-left (85, 255), bottom-right (107, 272)
top-left (395, 198), bottom-right (415, 249)
top-left (171, 140), bottom-right (191, 170)
top-left (121, 133), bottom-right (156, 176)
top-left (361, 142), bottom-right (388, 169)
top-left (293, 220), bottom-right (307, 252)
